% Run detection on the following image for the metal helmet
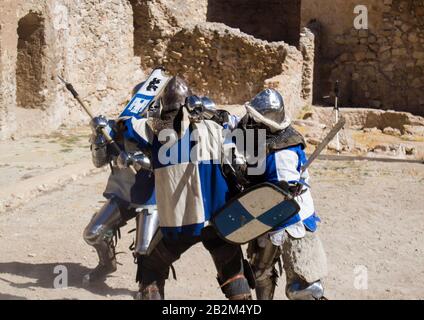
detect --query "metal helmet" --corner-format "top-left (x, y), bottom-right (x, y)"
top-left (149, 76), bottom-right (191, 136)
top-left (248, 89), bottom-right (286, 125)
top-left (201, 97), bottom-right (216, 111)
top-left (160, 76), bottom-right (192, 116)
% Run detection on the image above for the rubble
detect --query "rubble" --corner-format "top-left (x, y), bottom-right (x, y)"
top-left (306, 107), bottom-right (424, 136)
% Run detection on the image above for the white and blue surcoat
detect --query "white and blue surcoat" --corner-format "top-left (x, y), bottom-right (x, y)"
top-left (263, 145), bottom-right (320, 239)
top-left (124, 117), bottom-right (230, 238)
top-left (102, 120), bottom-right (156, 208)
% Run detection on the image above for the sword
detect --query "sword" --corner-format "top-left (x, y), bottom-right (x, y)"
top-left (58, 75), bottom-right (137, 174)
top-left (301, 117), bottom-right (346, 174)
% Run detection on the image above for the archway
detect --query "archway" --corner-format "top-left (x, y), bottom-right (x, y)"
top-left (129, 0), bottom-right (149, 58)
top-left (16, 12), bottom-right (46, 110)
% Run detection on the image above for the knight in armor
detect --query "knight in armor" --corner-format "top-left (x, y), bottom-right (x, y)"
top-left (119, 76), bottom-right (253, 300)
top-left (82, 82), bottom-right (159, 284)
top-left (227, 89), bottom-right (328, 300)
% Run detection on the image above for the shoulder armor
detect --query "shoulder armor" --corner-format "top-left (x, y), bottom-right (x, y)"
top-left (267, 125), bottom-right (306, 152)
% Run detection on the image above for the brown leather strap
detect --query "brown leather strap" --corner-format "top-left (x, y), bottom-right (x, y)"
top-left (229, 294), bottom-right (252, 300)
top-left (220, 274), bottom-right (246, 289)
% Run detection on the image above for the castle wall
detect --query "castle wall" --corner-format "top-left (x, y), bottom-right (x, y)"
top-left (302, 0), bottom-right (424, 115)
top-left (0, 0), bottom-right (141, 139)
top-left (131, 0), bottom-right (309, 117)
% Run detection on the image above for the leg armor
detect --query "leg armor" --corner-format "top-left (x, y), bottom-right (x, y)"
top-left (202, 227), bottom-right (252, 300)
top-left (282, 232), bottom-right (328, 300)
top-left (286, 280), bottom-right (325, 300)
top-left (134, 206), bottom-right (160, 257)
top-left (247, 236), bottom-right (281, 300)
top-left (135, 236), bottom-right (194, 300)
top-left (82, 199), bottom-right (125, 284)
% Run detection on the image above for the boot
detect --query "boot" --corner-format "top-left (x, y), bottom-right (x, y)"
top-left (83, 241), bottom-right (117, 285)
top-left (255, 268), bottom-right (278, 300)
top-left (134, 281), bottom-right (164, 300)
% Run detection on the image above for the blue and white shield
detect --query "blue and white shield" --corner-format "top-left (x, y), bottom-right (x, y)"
top-left (213, 183), bottom-right (300, 244)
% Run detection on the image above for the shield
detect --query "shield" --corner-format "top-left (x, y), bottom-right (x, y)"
top-left (213, 183), bottom-right (300, 245)
top-left (120, 67), bottom-right (171, 119)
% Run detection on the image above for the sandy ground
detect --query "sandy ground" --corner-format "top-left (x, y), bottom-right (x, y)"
top-left (0, 127), bottom-right (424, 300)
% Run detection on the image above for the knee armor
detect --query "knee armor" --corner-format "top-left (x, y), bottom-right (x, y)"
top-left (83, 199), bottom-right (123, 246)
top-left (286, 280), bottom-right (325, 300)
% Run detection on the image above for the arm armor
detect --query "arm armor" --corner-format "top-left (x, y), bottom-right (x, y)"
top-left (90, 134), bottom-right (111, 168)
top-left (89, 118), bottom-right (116, 168)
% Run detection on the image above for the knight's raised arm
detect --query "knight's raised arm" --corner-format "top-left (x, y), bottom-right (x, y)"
top-left (89, 115), bottom-right (115, 168)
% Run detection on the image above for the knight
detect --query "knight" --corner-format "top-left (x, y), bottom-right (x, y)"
top-left (82, 82), bottom-right (159, 284)
top-left (118, 76), bottom-right (254, 300)
top-left (227, 88), bottom-right (328, 300)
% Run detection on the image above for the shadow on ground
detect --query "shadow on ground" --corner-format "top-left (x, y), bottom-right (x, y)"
top-left (0, 262), bottom-right (133, 299)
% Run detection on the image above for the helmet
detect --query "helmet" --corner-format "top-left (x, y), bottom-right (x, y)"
top-left (201, 97), bottom-right (216, 111)
top-left (160, 76), bottom-right (192, 116)
top-left (150, 76), bottom-right (191, 135)
top-left (245, 89), bottom-right (289, 132)
top-left (249, 89), bottom-right (285, 124)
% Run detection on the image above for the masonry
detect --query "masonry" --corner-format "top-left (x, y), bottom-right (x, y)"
top-left (0, 0), bottom-right (315, 139)
top-left (0, 0), bottom-right (142, 139)
top-left (128, 0), bottom-right (313, 117)
top-left (301, 0), bottom-right (424, 115)
top-left (1, 0), bottom-right (422, 140)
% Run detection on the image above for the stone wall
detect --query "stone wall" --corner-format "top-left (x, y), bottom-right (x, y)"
top-left (131, 0), bottom-right (208, 70)
top-left (131, 0), bottom-right (309, 117)
top-left (299, 22), bottom-right (319, 105)
top-left (0, 0), bottom-right (141, 139)
top-left (0, 0), bottom-right (315, 139)
top-left (163, 23), bottom-right (304, 116)
top-left (302, 0), bottom-right (424, 115)
top-left (16, 12), bottom-right (47, 110)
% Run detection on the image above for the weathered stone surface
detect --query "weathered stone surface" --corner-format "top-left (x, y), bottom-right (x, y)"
top-left (130, 1), bottom-right (310, 118)
top-left (308, 106), bottom-right (424, 135)
top-left (0, 0), bottom-right (142, 139)
top-left (0, 0), bottom-right (313, 139)
top-left (2, 0), bottom-right (423, 140)
top-left (301, 0), bottom-right (424, 115)
top-left (383, 127), bottom-right (402, 136)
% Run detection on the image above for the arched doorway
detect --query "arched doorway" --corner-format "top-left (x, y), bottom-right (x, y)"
top-left (129, 0), bottom-right (148, 58)
top-left (16, 12), bottom-right (46, 110)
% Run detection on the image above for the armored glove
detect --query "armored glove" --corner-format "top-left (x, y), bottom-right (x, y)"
top-left (89, 116), bottom-right (112, 167)
top-left (90, 115), bottom-right (109, 133)
top-left (117, 151), bottom-right (152, 172)
top-left (185, 96), bottom-right (220, 121)
top-left (90, 115), bottom-right (110, 147)
top-left (278, 181), bottom-right (308, 198)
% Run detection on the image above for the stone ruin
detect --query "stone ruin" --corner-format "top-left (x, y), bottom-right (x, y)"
top-left (0, 0), bottom-right (423, 140)
top-left (302, 0), bottom-right (424, 115)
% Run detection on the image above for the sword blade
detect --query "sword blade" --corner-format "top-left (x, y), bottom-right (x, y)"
top-left (301, 117), bottom-right (346, 173)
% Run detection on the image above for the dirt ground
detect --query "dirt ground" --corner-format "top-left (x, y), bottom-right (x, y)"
top-left (0, 128), bottom-right (424, 300)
